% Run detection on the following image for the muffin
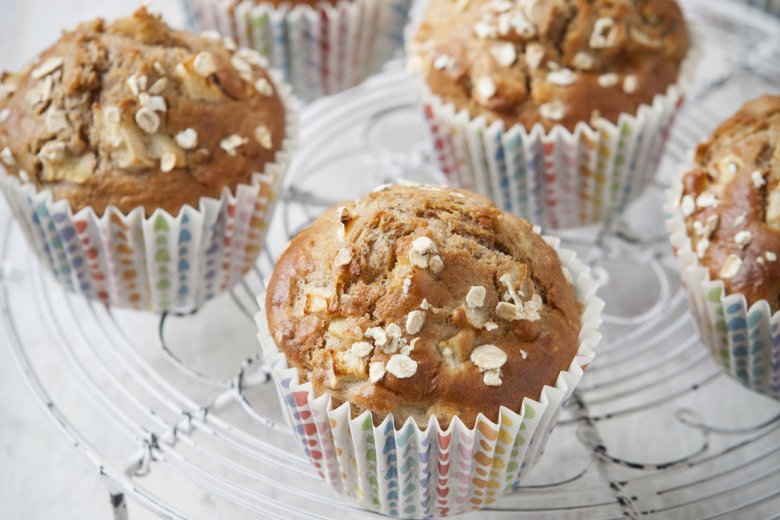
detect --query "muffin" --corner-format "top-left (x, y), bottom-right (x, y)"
top-left (257, 183), bottom-right (602, 517)
top-left (183, 0), bottom-right (413, 102)
top-left (410, 0), bottom-right (693, 229)
top-left (0, 8), bottom-right (297, 312)
top-left (667, 95), bottom-right (780, 400)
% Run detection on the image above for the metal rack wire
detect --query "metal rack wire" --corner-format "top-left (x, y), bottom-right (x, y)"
top-left (2, 1), bottom-right (780, 518)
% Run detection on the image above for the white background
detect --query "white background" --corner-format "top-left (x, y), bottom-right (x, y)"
top-left (0, 3), bottom-right (184, 518)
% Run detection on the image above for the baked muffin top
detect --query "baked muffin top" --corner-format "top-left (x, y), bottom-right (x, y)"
top-left (411, 0), bottom-right (689, 131)
top-left (265, 183), bottom-right (582, 428)
top-left (679, 95), bottom-right (780, 311)
top-left (0, 8), bottom-right (287, 216)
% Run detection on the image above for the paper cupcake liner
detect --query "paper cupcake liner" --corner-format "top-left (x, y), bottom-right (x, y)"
top-left (183, 0), bottom-right (413, 102)
top-left (408, 1), bottom-right (698, 229)
top-left (0, 70), bottom-right (299, 314)
top-left (256, 234), bottom-right (604, 518)
top-left (665, 183), bottom-right (780, 400)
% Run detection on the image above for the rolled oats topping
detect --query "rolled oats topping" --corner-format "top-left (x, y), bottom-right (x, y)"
top-left (720, 255), bottom-right (742, 279)
top-left (490, 42), bottom-right (517, 67)
top-left (333, 247), bottom-right (352, 267)
top-left (148, 77), bottom-right (168, 95)
top-left (696, 191), bottom-right (719, 209)
top-left (351, 341), bottom-right (374, 358)
top-left (433, 54), bottom-right (457, 71)
top-left (409, 236), bottom-right (443, 272)
top-left (219, 134), bottom-right (248, 156)
top-left (1, 147), bottom-right (16, 166)
top-left (31, 57), bottom-right (64, 80)
top-left (193, 51), bottom-right (218, 77)
top-left (571, 51), bottom-right (596, 70)
top-left (134, 107), bottom-right (160, 134)
top-left (466, 285), bottom-right (487, 308)
top-left (365, 326), bottom-right (388, 347)
top-left (751, 170), bottom-right (766, 189)
top-left (406, 310), bottom-right (425, 335)
top-left (266, 184), bottom-right (582, 428)
top-left (597, 73), bottom-right (619, 88)
top-left (254, 125), bottom-right (273, 149)
top-left (470, 344), bottom-right (507, 371)
top-left (369, 361), bottom-right (386, 383)
top-left (482, 369), bottom-right (502, 387)
top-left (590, 17), bottom-right (618, 49)
top-left (475, 76), bottom-right (498, 101)
top-left (175, 128), bottom-right (198, 150)
top-left (695, 239), bottom-right (709, 257)
top-left (677, 97), bottom-right (780, 311)
top-left (386, 354), bottom-right (418, 379)
top-left (160, 152), bottom-right (177, 172)
top-left (0, 7), bottom-right (287, 216)
top-left (623, 75), bottom-right (639, 95)
top-left (525, 43), bottom-right (545, 70)
top-left (734, 230), bottom-right (753, 248)
top-left (428, 254), bottom-right (444, 274)
top-left (254, 78), bottom-right (273, 96)
top-left (680, 195), bottom-right (696, 217)
top-left (547, 69), bottom-right (578, 87)
top-left (414, 0), bottom-right (687, 132)
top-left (539, 100), bottom-right (566, 121)
top-left (693, 214), bottom-right (719, 239)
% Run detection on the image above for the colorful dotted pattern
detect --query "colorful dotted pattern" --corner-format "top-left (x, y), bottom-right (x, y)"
top-left (699, 283), bottom-right (780, 400)
top-left (0, 168), bottom-right (281, 313)
top-left (188, 0), bottom-right (412, 103)
top-left (422, 83), bottom-right (683, 230)
top-left (273, 362), bottom-right (568, 519)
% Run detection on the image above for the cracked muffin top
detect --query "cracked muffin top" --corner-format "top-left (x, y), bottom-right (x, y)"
top-left (0, 7), bottom-right (287, 216)
top-left (678, 96), bottom-right (780, 311)
top-left (265, 183), bottom-right (582, 428)
top-left (410, 0), bottom-right (689, 131)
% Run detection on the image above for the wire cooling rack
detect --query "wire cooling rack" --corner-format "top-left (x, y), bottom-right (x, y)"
top-left (2, 1), bottom-right (780, 518)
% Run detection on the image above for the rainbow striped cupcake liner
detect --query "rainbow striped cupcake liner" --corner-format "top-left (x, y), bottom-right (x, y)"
top-left (0, 71), bottom-right (299, 314)
top-left (183, 0), bottom-right (413, 102)
top-left (256, 234), bottom-right (603, 518)
top-left (666, 184), bottom-right (780, 401)
top-left (421, 80), bottom-right (689, 230)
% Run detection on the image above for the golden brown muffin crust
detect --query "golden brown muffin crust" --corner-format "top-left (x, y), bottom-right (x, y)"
top-left (679, 95), bottom-right (780, 311)
top-left (411, 0), bottom-right (689, 131)
top-left (266, 184), bottom-right (582, 428)
top-left (0, 8), bottom-right (287, 216)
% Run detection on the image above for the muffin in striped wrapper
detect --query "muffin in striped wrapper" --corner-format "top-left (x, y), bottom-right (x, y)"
top-left (666, 95), bottom-right (780, 400)
top-left (257, 183), bottom-right (603, 517)
top-left (0, 8), bottom-right (298, 312)
top-left (409, 0), bottom-right (694, 229)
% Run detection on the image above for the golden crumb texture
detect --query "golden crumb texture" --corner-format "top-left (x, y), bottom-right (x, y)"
top-left (679, 95), bottom-right (780, 311)
top-left (266, 184), bottom-right (582, 428)
top-left (411, 0), bottom-right (688, 131)
top-left (0, 7), bottom-right (287, 215)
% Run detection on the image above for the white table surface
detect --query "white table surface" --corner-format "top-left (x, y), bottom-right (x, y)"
top-left (2, 1), bottom-right (780, 519)
top-left (0, 3), bottom-right (183, 519)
